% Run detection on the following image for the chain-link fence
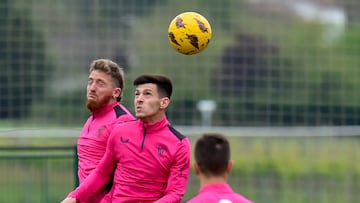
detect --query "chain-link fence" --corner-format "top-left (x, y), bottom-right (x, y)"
top-left (1, 0), bottom-right (359, 202)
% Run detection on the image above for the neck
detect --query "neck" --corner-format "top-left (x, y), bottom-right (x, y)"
top-left (141, 112), bottom-right (166, 124)
top-left (91, 101), bottom-right (116, 113)
top-left (198, 174), bottom-right (227, 188)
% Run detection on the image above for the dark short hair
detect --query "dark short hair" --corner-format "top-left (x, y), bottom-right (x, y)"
top-left (195, 133), bottom-right (230, 176)
top-left (133, 74), bottom-right (173, 99)
top-left (89, 59), bottom-right (125, 101)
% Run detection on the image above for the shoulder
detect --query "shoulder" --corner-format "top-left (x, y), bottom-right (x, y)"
top-left (113, 119), bottom-right (137, 131)
top-left (167, 124), bottom-right (187, 141)
top-left (105, 117), bottom-right (135, 133)
top-left (185, 195), bottom-right (205, 203)
top-left (187, 194), bottom-right (253, 203)
top-left (234, 194), bottom-right (254, 203)
top-left (82, 115), bottom-right (93, 126)
top-left (113, 103), bottom-right (135, 120)
top-left (107, 120), bottom-right (138, 143)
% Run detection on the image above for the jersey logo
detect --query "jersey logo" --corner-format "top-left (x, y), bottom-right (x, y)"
top-left (97, 126), bottom-right (105, 137)
top-left (120, 136), bottom-right (129, 144)
top-left (156, 144), bottom-right (168, 157)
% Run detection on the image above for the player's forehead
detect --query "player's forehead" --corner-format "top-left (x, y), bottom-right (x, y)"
top-left (89, 70), bottom-right (111, 81)
top-left (135, 83), bottom-right (158, 92)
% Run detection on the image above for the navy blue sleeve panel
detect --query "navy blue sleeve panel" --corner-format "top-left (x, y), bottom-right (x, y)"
top-left (113, 105), bottom-right (127, 118)
top-left (167, 125), bottom-right (186, 141)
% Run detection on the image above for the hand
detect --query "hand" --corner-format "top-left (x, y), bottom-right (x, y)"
top-left (60, 197), bottom-right (76, 203)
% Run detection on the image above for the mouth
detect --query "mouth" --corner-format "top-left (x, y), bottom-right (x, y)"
top-left (135, 105), bottom-right (143, 111)
top-left (87, 94), bottom-right (97, 100)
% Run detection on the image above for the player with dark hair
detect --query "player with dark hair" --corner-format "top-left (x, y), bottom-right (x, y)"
top-left (61, 74), bottom-right (191, 203)
top-left (187, 133), bottom-right (253, 203)
top-left (77, 59), bottom-right (135, 203)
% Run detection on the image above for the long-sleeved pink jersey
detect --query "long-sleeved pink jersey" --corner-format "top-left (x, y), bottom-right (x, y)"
top-left (69, 117), bottom-right (191, 203)
top-left (186, 183), bottom-right (254, 203)
top-left (77, 102), bottom-right (135, 203)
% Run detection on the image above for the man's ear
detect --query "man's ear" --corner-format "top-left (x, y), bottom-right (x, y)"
top-left (160, 97), bottom-right (170, 110)
top-left (113, 87), bottom-right (121, 99)
top-left (226, 160), bottom-right (234, 174)
top-left (193, 162), bottom-right (200, 175)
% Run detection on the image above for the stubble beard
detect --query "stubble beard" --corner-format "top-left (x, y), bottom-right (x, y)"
top-left (86, 95), bottom-right (113, 111)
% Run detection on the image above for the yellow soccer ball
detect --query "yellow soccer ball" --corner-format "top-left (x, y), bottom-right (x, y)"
top-left (168, 12), bottom-right (212, 55)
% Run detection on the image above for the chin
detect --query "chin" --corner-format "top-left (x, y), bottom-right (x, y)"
top-left (135, 113), bottom-right (144, 118)
top-left (86, 100), bottom-right (100, 111)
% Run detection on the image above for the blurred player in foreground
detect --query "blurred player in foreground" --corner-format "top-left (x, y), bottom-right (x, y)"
top-left (76, 59), bottom-right (135, 203)
top-left (61, 74), bottom-right (191, 203)
top-left (187, 133), bottom-right (254, 203)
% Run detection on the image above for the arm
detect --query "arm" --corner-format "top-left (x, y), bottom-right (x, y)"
top-left (154, 138), bottom-right (191, 203)
top-left (64, 133), bottom-right (118, 203)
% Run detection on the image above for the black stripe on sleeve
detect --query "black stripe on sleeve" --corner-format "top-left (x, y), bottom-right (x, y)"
top-left (114, 105), bottom-right (127, 118)
top-left (168, 125), bottom-right (186, 141)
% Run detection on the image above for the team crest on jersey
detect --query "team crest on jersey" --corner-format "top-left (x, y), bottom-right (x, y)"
top-left (97, 126), bottom-right (105, 137)
top-left (156, 143), bottom-right (168, 157)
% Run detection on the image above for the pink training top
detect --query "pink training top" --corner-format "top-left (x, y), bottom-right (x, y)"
top-left (69, 117), bottom-right (191, 203)
top-left (186, 183), bottom-right (254, 203)
top-left (77, 102), bottom-right (135, 203)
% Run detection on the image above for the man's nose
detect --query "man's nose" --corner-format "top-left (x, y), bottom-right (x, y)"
top-left (88, 83), bottom-right (96, 91)
top-left (135, 94), bottom-right (144, 101)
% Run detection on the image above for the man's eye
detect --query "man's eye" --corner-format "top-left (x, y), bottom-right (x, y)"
top-left (97, 81), bottom-right (105, 87)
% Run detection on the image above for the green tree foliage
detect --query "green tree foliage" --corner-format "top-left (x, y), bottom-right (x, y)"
top-left (0, 0), bottom-right (51, 119)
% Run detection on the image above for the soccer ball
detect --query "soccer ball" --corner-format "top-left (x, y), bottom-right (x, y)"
top-left (168, 12), bottom-right (212, 55)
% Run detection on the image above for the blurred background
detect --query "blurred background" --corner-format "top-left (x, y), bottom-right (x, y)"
top-left (0, 0), bottom-right (359, 202)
